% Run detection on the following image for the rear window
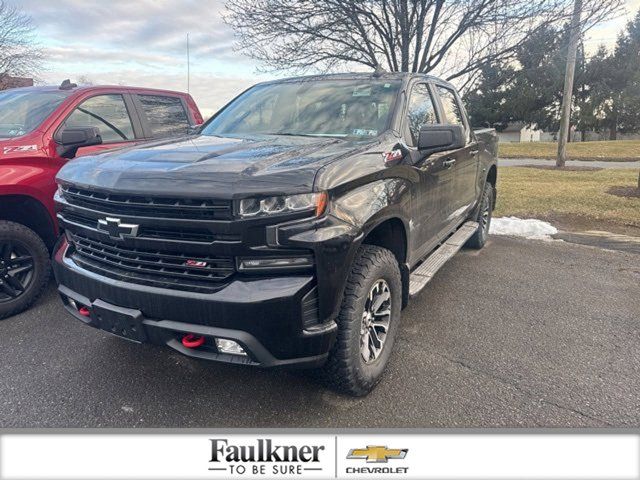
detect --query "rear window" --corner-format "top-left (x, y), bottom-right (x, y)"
top-left (138, 95), bottom-right (190, 138)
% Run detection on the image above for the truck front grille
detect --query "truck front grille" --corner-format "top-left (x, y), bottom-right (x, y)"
top-left (61, 185), bottom-right (233, 221)
top-left (68, 232), bottom-right (235, 293)
top-left (60, 211), bottom-right (241, 244)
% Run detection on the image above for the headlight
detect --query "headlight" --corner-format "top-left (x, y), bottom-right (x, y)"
top-left (56, 184), bottom-right (64, 198)
top-left (238, 192), bottom-right (327, 218)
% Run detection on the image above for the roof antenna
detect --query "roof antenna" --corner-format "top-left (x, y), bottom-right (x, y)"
top-left (186, 33), bottom-right (190, 94)
top-left (59, 79), bottom-right (77, 90)
top-left (373, 64), bottom-right (387, 77)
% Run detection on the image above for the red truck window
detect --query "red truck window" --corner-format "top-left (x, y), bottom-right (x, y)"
top-left (137, 95), bottom-right (189, 138)
top-left (63, 94), bottom-right (135, 143)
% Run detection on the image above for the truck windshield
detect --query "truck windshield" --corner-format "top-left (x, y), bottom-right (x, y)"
top-left (202, 79), bottom-right (401, 139)
top-left (0, 90), bottom-right (68, 138)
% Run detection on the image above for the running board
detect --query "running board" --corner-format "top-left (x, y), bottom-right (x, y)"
top-left (409, 221), bottom-right (479, 297)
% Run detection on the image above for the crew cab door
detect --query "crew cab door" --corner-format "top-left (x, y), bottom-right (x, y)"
top-left (402, 82), bottom-right (451, 260)
top-left (433, 85), bottom-right (479, 229)
top-left (55, 93), bottom-right (141, 158)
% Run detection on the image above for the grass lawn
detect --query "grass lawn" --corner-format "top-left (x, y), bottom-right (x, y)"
top-left (495, 167), bottom-right (640, 233)
top-left (499, 140), bottom-right (640, 161)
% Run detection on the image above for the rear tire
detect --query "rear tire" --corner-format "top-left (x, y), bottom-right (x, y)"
top-left (0, 221), bottom-right (50, 320)
top-left (466, 182), bottom-right (494, 250)
top-left (321, 245), bottom-right (402, 396)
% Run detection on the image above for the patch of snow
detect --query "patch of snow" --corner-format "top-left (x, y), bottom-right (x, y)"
top-left (490, 217), bottom-right (558, 240)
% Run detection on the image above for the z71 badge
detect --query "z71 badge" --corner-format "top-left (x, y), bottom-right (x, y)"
top-left (3, 145), bottom-right (38, 155)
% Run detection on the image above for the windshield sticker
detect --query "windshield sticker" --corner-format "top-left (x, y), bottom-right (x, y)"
top-left (3, 145), bottom-right (38, 155)
top-left (353, 129), bottom-right (378, 137)
top-left (352, 86), bottom-right (372, 97)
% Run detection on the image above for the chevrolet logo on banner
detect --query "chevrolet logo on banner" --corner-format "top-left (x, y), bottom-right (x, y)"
top-left (347, 445), bottom-right (408, 463)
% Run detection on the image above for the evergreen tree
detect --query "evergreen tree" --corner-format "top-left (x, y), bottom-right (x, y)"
top-left (465, 9), bottom-right (640, 142)
top-left (464, 63), bottom-right (515, 130)
top-left (465, 25), bottom-right (579, 133)
top-left (576, 45), bottom-right (615, 138)
top-left (614, 10), bottom-right (640, 136)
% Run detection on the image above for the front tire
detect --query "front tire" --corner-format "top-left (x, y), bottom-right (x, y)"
top-left (0, 221), bottom-right (50, 320)
top-left (321, 245), bottom-right (402, 396)
top-left (466, 182), bottom-right (494, 249)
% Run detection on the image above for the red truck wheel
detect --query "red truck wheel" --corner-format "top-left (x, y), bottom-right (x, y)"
top-left (0, 221), bottom-right (50, 320)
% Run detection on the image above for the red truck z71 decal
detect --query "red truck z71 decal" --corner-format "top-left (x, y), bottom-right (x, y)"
top-left (3, 145), bottom-right (38, 155)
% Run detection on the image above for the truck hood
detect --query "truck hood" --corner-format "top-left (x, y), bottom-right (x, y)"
top-left (56, 134), bottom-right (372, 198)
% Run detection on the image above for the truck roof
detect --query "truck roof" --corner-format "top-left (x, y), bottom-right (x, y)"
top-left (5, 84), bottom-right (192, 97)
top-left (256, 71), bottom-right (455, 88)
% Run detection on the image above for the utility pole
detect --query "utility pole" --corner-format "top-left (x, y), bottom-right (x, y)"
top-left (556, 0), bottom-right (583, 167)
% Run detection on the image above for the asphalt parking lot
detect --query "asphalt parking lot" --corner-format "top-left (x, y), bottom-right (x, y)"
top-left (0, 235), bottom-right (638, 428)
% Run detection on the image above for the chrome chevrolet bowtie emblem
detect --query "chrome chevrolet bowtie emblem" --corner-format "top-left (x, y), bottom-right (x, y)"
top-left (97, 217), bottom-right (139, 239)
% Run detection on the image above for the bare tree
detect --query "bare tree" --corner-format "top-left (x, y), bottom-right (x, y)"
top-left (76, 75), bottom-right (95, 86)
top-left (225, 0), bottom-right (622, 85)
top-left (0, 0), bottom-right (42, 84)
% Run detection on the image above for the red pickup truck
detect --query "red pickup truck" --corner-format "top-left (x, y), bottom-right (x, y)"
top-left (0, 80), bottom-right (203, 319)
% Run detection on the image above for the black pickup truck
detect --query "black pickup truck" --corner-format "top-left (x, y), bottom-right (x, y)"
top-left (53, 73), bottom-right (497, 396)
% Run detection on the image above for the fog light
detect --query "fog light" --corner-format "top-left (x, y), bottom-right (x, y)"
top-left (237, 256), bottom-right (313, 272)
top-left (215, 338), bottom-right (247, 356)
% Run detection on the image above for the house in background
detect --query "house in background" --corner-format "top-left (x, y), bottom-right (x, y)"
top-left (496, 122), bottom-right (561, 143)
top-left (496, 122), bottom-right (542, 143)
top-left (0, 76), bottom-right (34, 90)
top-left (492, 120), bottom-right (638, 143)
top-left (574, 130), bottom-right (640, 141)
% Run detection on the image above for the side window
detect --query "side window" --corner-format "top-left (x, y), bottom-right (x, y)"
top-left (437, 86), bottom-right (464, 125)
top-left (406, 83), bottom-right (438, 146)
top-left (63, 94), bottom-right (134, 143)
top-left (437, 86), bottom-right (470, 143)
top-left (138, 95), bottom-right (190, 138)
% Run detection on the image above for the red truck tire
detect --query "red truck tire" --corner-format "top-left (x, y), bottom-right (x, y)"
top-left (0, 221), bottom-right (51, 320)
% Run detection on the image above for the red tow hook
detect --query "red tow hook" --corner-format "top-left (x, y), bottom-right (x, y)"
top-left (182, 334), bottom-right (206, 349)
top-left (78, 306), bottom-right (91, 317)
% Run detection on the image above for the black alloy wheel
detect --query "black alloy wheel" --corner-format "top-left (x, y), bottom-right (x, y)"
top-left (0, 241), bottom-right (35, 303)
top-left (0, 222), bottom-right (50, 320)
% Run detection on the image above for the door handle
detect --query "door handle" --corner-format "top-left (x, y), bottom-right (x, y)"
top-left (470, 149), bottom-right (480, 156)
top-left (443, 158), bottom-right (456, 169)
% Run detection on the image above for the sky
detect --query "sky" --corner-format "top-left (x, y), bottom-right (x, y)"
top-left (584, 0), bottom-right (640, 54)
top-left (14, 0), bottom-right (640, 119)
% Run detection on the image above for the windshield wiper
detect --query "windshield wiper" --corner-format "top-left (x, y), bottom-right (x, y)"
top-left (265, 132), bottom-right (344, 139)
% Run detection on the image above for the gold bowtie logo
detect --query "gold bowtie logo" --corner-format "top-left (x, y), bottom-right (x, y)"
top-left (347, 445), bottom-right (408, 463)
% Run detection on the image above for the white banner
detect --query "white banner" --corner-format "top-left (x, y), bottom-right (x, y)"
top-left (1, 433), bottom-right (638, 479)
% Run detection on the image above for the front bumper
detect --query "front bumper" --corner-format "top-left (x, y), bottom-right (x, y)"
top-left (53, 244), bottom-right (337, 368)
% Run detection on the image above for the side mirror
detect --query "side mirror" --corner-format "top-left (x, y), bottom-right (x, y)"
top-left (417, 124), bottom-right (465, 155)
top-left (187, 124), bottom-right (201, 135)
top-left (57, 127), bottom-right (102, 159)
